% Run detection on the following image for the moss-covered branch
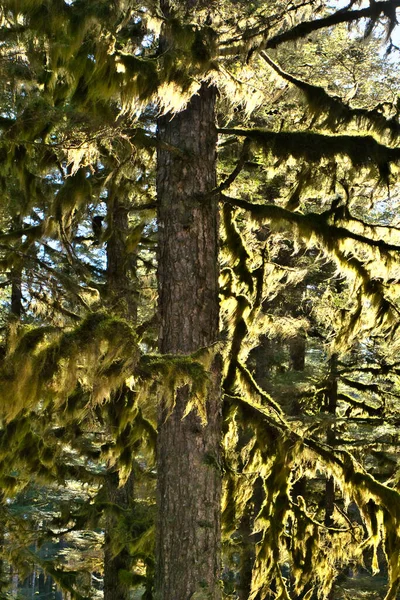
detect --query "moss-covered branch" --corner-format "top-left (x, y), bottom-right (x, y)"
top-left (222, 194), bottom-right (400, 342)
top-left (221, 194), bottom-right (400, 256)
top-left (260, 52), bottom-right (400, 140)
top-left (265, 1), bottom-right (400, 49)
top-left (217, 127), bottom-right (400, 181)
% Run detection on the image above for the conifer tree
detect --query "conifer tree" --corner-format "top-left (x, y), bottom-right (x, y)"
top-left (4, 1), bottom-right (400, 599)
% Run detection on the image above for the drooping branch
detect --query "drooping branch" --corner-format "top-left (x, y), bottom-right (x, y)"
top-left (217, 127), bottom-right (400, 181)
top-left (265, 1), bottom-right (400, 49)
top-left (260, 52), bottom-right (400, 140)
top-left (221, 194), bottom-right (400, 343)
top-left (221, 194), bottom-right (400, 256)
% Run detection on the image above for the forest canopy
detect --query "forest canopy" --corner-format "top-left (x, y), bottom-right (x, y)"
top-left (1, 1), bottom-right (400, 599)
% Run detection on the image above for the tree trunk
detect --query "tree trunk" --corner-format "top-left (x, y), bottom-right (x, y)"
top-left (324, 354), bottom-right (337, 528)
top-left (325, 354), bottom-right (338, 600)
top-left (10, 215), bottom-right (23, 321)
top-left (289, 334), bottom-right (306, 371)
top-left (106, 196), bottom-right (137, 322)
top-left (103, 196), bottom-right (137, 600)
top-left (103, 472), bottom-right (135, 600)
top-left (155, 82), bottom-right (222, 599)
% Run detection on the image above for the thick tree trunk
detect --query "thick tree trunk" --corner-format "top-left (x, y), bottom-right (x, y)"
top-left (155, 83), bottom-right (222, 599)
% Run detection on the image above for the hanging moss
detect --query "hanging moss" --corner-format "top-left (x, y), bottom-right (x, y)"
top-left (260, 51), bottom-right (400, 141)
top-left (218, 127), bottom-right (400, 184)
top-left (138, 348), bottom-right (217, 424)
top-left (223, 204), bottom-right (254, 294)
top-left (222, 194), bottom-right (400, 346)
top-left (0, 311), bottom-right (139, 419)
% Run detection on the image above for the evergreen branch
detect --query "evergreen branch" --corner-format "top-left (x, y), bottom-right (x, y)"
top-left (337, 393), bottom-right (383, 417)
top-left (340, 377), bottom-right (380, 395)
top-left (291, 497), bottom-right (352, 534)
top-left (221, 194), bottom-right (400, 256)
top-left (229, 392), bottom-right (400, 525)
top-left (15, 252), bottom-right (93, 312)
top-left (236, 361), bottom-right (286, 421)
top-left (222, 204), bottom-right (254, 293)
top-left (222, 194), bottom-right (400, 343)
top-left (339, 362), bottom-right (400, 376)
top-left (223, 393), bottom-right (286, 432)
top-left (217, 127), bottom-right (400, 180)
top-left (265, 1), bottom-right (400, 49)
top-left (216, 138), bottom-right (252, 193)
top-left (260, 51), bottom-right (400, 139)
top-left (219, 1), bottom-right (396, 48)
top-left (286, 414), bottom-right (400, 426)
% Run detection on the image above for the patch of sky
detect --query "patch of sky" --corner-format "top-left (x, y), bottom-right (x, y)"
top-left (330, 0), bottom-right (400, 51)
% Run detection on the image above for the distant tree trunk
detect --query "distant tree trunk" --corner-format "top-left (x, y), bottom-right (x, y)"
top-left (0, 218), bottom-right (24, 596)
top-left (0, 508), bottom-right (6, 597)
top-left (325, 354), bottom-right (337, 528)
top-left (325, 354), bottom-right (338, 600)
top-left (106, 195), bottom-right (137, 322)
top-left (155, 81), bottom-right (222, 599)
top-left (248, 335), bottom-right (274, 390)
top-left (10, 215), bottom-right (23, 322)
top-left (103, 196), bottom-right (137, 600)
top-left (289, 334), bottom-right (306, 371)
top-left (103, 472), bottom-right (135, 600)
top-left (11, 568), bottom-right (19, 597)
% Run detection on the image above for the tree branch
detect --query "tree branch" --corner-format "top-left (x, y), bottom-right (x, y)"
top-left (260, 51), bottom-right (400, 140)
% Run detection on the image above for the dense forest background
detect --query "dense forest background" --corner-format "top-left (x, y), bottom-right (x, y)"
top-left (1, 0), bottom-right (400, 598)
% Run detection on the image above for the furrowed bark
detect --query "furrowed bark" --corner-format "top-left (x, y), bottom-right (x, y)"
top-left (155, 83), bottom-right (222, 599)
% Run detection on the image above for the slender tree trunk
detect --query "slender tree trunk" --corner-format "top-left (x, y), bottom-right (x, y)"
top-left (103, 472), bottom-right (135, 600)
top-left (325, 354), bottom-right (337, 528)
top-left (155, 82), bottom-right (222, 599)
top-left (103, 196), bottom-right (137, 600)
top-left (324, 354), bottom-right (338, 600)
top-left (12, 568), bottom-right (19, 597)
top-left (106, 196), bottom-right (137, 322)
top-left (10, 215), bottom-right (23, 322)
top-left (289, 334), bottom-right (306, 371)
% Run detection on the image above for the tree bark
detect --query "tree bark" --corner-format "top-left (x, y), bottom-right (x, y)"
top-left (324, 354), bottom-right (338, 600)
top-left (289, 334), bottom-right (306, 371)
top-left (324, 354), bottom-right (337, 529)
top-left (106, 196), bottom-right (137, 322)
top-left (155, 82), bottom-right (222, 599)
top-left (103, 196), bottom-right (137, 600)
top-left (103, 472), bottom-right (135, 600)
